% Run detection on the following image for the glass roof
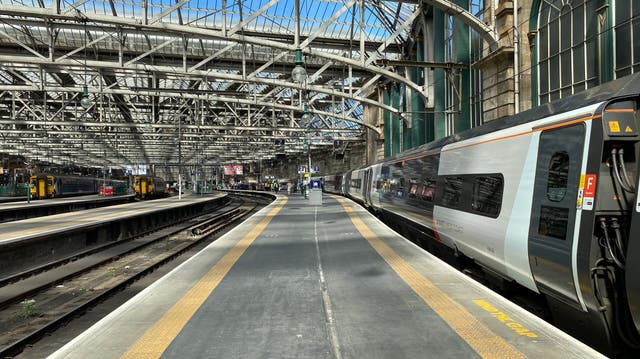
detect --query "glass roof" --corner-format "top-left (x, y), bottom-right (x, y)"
top-left (0, 0), bottom-right (418, 168)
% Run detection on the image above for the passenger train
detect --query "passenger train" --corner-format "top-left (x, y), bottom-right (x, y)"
top-left (29, 174), bottom-right (112, 199)
top-left (324, 73), bottom-right (640, 356)
top-left (29, 173), bottom-right (127, 199)
top-left (133, 175), bottom-right (167, 199)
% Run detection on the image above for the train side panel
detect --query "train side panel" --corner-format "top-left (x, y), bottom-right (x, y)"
top-left (436, 135), bottom-right (525, 282)
top-left (348, 169), bottom-right (366, 204)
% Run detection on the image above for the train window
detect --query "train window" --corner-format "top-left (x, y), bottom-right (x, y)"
top-left (471, 175), bottom-right (503, 217)
top-left (547, 151), bottom-right (569, 202)
top-left (422, 185), bottom-right (435, 202)
top-left (538, 205), bottom-right (568, 240)
top-left (409, 183), bottom-right (419, 197)
top-left (441, 177), bottom-right (463, 207)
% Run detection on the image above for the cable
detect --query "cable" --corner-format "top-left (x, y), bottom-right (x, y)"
top-left (600, 218), bottom-right (625, 269)
top-left (610, 218), bottom-right (627, 257)
top-left (611, 149), bottom-right (635, 193)
top-left (618, 148), bottom-right (636, 192)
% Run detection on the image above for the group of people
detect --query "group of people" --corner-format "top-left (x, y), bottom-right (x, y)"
top-left (266, 179), bottom-right (308, 195)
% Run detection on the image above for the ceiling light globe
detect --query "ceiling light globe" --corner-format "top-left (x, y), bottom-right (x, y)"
top-left (80, 95), bottom-right (92, 109)
top-left (292, 65), bottom-right (307, 83)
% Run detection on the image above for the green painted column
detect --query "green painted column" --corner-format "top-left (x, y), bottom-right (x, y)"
top-left (529, 0), bottom-right (542, 107)
top-left (383, 89), bottom-right (391, 157)
top-left (599, 0), bottom-right (614, 83)
top-left (454, 0), bottom-right (471, 133)
top-left (402, 84), bottom-right (413, 151)
top-left (392, 85), bottom-right (402, 155)
top-left (433, 9), bottom-right (447, 140)
top-left (412, 38), bottom-right (426, 146)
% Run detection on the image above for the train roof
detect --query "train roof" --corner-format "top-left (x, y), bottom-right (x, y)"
top-left (385, 72), bottom-right (640, 163)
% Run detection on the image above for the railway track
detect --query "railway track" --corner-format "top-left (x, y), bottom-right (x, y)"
top-left (0, 195), bottom-right (267, 357)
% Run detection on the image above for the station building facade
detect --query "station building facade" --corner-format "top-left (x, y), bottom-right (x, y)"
top-left (369, 0), bottom-right (640, 160)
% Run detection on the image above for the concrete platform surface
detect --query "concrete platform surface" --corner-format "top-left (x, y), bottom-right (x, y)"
top-left (0, 193), bottom-right (226, 245)
top-left (47, 194), bottom-right (605, 359)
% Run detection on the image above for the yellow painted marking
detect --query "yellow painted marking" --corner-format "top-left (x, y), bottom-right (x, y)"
top-left (473, 300), bottom-right (538, 338)
top-left (608, 121), bottom-right (621, 132)
top-left (577, 175), bottom-right (585, 208)
top-left (334, 197), bottom-right (526, 359)
top-left (121, 198), bottom-right (288, 359)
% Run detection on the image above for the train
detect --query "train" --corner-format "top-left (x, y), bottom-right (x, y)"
top-left (133, 175), bottom-right (167, 199)
top-left (29, 174), bottom-right (129, 199)
top-left (323, 72), bottom-right (640, 356)
top-left (29, 174), bottom-right (99, 199)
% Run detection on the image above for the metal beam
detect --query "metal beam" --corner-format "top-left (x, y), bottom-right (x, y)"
top-left (422, 0), bottom-right (498, 50)
top-left (0, 54), bottom-right (397, 116)
top-left (0, 5), bottom-right (426, 99)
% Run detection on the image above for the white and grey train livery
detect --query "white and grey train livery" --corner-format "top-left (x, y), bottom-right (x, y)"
top-left (324, 73), bottom-right (640, 356)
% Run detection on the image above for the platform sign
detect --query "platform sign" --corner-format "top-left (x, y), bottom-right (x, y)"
top-left (312, 165), bottom-right (319, 173)
top-left (310, 178), bottom-right (322, 190)
top-left (298, 165), bottom-right (306, 174)
top-left (309, 177), bottom-right (322, 205)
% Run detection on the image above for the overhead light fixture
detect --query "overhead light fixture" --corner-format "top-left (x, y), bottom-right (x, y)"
top-left (81, 23), bottom-right (93, 109)
top-left (291, 0), bottom-right (306, 84)
top-left (80, 85), bottom-right (92, 109)
top-left (291, 48), bottom-right (307, 83)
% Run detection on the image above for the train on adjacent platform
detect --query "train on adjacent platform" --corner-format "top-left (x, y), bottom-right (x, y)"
top-left (29, 174), bottom-right (126, 199)
top-left (324, 73), bottom-right (640, 356)
top-left (133, 175), bottom-right (167, 199)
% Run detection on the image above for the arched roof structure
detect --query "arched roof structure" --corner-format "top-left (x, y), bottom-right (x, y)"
top-left (0, 0), bottom-right (423, 168)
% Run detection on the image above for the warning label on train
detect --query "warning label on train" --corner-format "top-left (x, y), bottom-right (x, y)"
top-left (609, 121), bottom-right (621, 133)
top-left (582, 174), bottom-right (596, 210)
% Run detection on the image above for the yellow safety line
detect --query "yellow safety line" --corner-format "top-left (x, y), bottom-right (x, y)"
top-left (334, 197), bottom-right (526, 359)
top-left (121, 197), bottom-right (288, 359)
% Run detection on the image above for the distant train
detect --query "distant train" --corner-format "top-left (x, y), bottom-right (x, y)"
top-left (29, 174), bottom-right (128, 199)
top-left (29, 174), bottom-right (97, 199)
top-left (133, 176), bottom-right (166, 199)
top-left (324, 73), bottom-right (640, 356)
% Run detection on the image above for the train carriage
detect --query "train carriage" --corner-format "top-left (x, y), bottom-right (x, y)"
top-left (29, 175), bottom-right (100, 199)
top-left (331, 73), bottom-right (640, 356)
top-left (133, 176), bottom-right (167, 199)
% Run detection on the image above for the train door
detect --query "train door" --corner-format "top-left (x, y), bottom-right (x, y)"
top-left (37, 178), bottom-right (46, 199)
top-left (141, 179), bottom-right (148, 197)
top-left (363, 168), bottom-right (372, 205)
top-left (528, 124), bottom-right (585, 307)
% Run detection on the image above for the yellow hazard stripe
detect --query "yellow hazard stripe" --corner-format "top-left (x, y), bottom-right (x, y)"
top-left (121, 197), bottom-right (288, 359)
top-left (334, 197), bottom-right (526, 359)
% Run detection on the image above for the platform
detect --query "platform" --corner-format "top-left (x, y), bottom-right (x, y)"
top-left (0, 193), bottom-right (228, 279)
top-left (47, 193), bottom-right (604, 359)
top-left (0, 193), bottom-right (225, 245)
top-left (0, 194), bottom-right (132, 210)
top-left (0, 193), bottom-right (136, 223)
